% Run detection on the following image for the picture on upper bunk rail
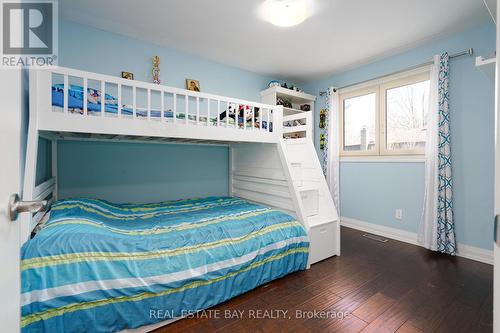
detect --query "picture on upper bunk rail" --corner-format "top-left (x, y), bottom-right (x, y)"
top-left (186, 79), bottom-right (200, 92)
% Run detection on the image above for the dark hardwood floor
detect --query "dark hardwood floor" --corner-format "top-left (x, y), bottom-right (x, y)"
top-left (153, 227), bottom-right (493, 333)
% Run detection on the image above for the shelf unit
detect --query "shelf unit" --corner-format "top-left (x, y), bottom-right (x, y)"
top-left (261, 86), bottom-right (316, 140)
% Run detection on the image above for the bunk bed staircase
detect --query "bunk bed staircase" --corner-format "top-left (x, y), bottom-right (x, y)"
top-left (230, 137), bottom-right (339, 266)
top-left (283, 138), bottom-right (340, 263)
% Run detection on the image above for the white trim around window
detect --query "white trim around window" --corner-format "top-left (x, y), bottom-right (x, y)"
top-left (339, 66), bottom-right (431, 158)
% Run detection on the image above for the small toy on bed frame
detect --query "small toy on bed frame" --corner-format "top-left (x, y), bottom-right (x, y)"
top-left (218, 104), bottom-right (262, 128)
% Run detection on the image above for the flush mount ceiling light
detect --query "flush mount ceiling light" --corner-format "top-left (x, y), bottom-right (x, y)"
top-left (259, 0), bottom-right (313, 27)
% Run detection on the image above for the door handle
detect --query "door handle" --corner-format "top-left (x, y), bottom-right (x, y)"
top-left (495, 215), bottom-right (500, 246)
top-left (8, 194), bottom-right (48, 222)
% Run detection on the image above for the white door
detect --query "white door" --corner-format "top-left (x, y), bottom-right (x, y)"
top-left (495, 1), bottom-right (500, 332)
top-left (0, 69), bottom-right (24, 332)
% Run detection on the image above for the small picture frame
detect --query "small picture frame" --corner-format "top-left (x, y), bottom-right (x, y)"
top-left (121, 71), bottom-right (134, 80)
top-left (186, 79), bottom-right (200, 92)
top-left (320, 133), bottom-right (326, 150)
top-left (319, 109), bottom-right (327, 129)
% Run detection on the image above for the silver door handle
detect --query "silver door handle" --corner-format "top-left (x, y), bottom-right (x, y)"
top-left (8, 194), bottom-right (48, 222)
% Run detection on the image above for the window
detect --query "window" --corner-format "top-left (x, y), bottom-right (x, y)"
top-left (340, 69), bottom-right (430, 157)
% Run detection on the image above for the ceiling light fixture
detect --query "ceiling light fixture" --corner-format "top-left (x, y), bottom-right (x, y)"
top-left (259, 0), bottom-right (312, 28)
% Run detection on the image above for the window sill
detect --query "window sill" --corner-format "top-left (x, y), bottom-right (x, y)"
top-left (340, 156), bottom-right (425, 163)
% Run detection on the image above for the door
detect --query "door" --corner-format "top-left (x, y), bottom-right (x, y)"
top-left (495, 1), bottom-right (500, 332)
top-left (0, 69), bottom-right (25, 332)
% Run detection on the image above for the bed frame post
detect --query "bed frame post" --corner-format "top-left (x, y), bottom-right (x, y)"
top-left (228, 145), bottom-right (233, 196)
top-left (52, 138), bottom-right (58, 200)
top-left (21, 69), bottom-right (41, 242)
top-left (21, 69), bottom-right (56, 244)
top-left (274, 105), bottom-right (283, 140)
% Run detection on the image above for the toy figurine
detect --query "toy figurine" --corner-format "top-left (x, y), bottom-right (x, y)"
top-left (268, 80), bottom-right (280, 88)
top-left (320, 134), bottom-right (325, 150)
top-left (152, 56), bottom-right (161, 84)
top-left (276, 97), bottom-right (292, 108)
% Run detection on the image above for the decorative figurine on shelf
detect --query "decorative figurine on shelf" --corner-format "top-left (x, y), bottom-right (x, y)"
top-left (320, 133), bottom-right (326, 150)
top-left (152, 56), bottom-right (161, 85)
top-left (276, 97), bottom-right (292, 108)
top-left (319, 108), bottom-right (327, 129)
top-left (300, 104), bottom-right (311, 111)
top-left (268, 80), bottom-right (280, 88)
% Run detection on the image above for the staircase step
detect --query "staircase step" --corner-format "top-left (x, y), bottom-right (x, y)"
top-left (307, 215), bottom-right (338, 228)
top-left (297, 184), bottom-right (319, 192)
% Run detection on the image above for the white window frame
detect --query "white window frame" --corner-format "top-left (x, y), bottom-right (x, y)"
top-left (339, 86), bottom-right (379, 156)
top-left (339, 67), bottom-right (431, 158)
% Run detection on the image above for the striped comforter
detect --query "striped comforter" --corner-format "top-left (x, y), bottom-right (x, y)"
top-left (21, 197), bottom-right (309, 332)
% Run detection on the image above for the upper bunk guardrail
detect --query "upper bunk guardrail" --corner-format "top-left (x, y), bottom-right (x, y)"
top-left (30, 67), bottom-right (283, 141)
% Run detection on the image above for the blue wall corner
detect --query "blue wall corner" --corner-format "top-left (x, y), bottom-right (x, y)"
top-left (303, 23), bottom-right (496, 250)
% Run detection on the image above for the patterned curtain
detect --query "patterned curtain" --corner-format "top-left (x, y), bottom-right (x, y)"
top-left (419, 53), bottom-right (456, 255)
top-left (436, 53), bottom-right (456, 254)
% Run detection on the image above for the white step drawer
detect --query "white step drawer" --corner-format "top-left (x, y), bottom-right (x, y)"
top-left (309, 221), bottom-right (337, 264)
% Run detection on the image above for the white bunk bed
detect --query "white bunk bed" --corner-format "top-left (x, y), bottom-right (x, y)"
top-left (22, 66), bottom-right (339, 333)
top-left (24, 67), bottom-right (285, 235)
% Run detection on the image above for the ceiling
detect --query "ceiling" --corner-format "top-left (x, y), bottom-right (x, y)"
top-left (60, 0), bottom-right (492, 82)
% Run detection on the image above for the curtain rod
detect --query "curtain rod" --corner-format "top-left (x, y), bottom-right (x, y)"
top-left (318, 48), bottom-right (473, 96)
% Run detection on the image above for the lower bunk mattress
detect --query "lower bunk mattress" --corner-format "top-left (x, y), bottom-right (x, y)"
top-left (21, 196), bottom-right (309, 332)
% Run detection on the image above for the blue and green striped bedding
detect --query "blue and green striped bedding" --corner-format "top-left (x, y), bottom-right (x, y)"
top-left (21, 196), bottom-right (308, 332)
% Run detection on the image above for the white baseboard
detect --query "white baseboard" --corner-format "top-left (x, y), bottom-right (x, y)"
top-left (341, 217), bottom-right (493, 265)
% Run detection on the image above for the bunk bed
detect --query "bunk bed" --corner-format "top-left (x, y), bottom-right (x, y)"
top-left (22, 67), bottom-right (339, 333)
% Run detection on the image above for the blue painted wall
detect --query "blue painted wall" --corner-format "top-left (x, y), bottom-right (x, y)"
top-left (59, 20), bottom-right (274, 101)
top-left (303, 23), bottom-right (496, 250)
top-left (55, 20), bottom-right (273, 202)
top-left (35, 138), bottom-right (52, 186)
top-left (57, 141), bottom-right (229, 203)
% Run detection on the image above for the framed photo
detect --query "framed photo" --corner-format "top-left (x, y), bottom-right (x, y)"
top-left (186, 79), bottom-right (200, 92)
top-left (121, 71), bottom-right (134, 80)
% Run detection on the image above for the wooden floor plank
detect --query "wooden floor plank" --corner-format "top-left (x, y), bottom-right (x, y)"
top-left (352, 292), bottom-right (395, 323)
top-left (396, 322), bottom-right (425, 333)
top-left (152, 227), bottom-right (493, 333)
